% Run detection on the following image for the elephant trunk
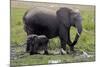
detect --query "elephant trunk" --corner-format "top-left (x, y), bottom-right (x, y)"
top-left (70, 24), bottom-right (82, 51)
top-left (72, 22), bottom-right (82, 47)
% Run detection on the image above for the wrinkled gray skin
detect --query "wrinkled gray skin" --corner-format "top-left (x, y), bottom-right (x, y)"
top-left (23, 7), bottom-right (82, 54)
top-left (27, 34), bottom-right (49, 55)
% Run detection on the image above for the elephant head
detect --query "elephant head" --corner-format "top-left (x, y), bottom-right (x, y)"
top-left (70, 9), bottom-right (82, 48)
top-left (27, 34), bottom-right (39, 54)
top-left (57, 7), bottom-right (82, 51)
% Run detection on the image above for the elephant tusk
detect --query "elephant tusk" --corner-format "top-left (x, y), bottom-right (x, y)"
top-left (76, 29), bottom-right (80, 36)
top-left (77, 32), bottom-right (80, 36)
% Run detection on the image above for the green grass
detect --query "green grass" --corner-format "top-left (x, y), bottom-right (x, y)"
top-left (11, 54), bottom-right (95, 66)
top-left (11, 8), bottom-right (27, 45)
top-left (11, 2), bottom-right (95, 66)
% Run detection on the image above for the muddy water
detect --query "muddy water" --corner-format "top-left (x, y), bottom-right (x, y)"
top-left (11, 45), bottom-right (95, 63)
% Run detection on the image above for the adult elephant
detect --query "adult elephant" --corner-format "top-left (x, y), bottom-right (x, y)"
top-left (23, 7), bottom-right (82, 54)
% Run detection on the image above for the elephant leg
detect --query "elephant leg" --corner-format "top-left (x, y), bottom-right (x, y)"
top-left (30, 44), bottom-right (39, 55)
top-left (26, 34), bottom-right (36, 53)
top-left (62, 27), bottom-right (75, 52)
top-left (44, 49), bottom-right (49, 55)
top-left (59, 26), bottom-right (74, 54)
top-left (43, 44), bottom-right (49, 55)
top-left (26, 43), bottom-right (30, 52)
top-left (26, 37), bottom-right (31, 52)
top-left (60, 36), bottom-right (72, 54)
top-left (60, 40), bottom-right (67, 55)
top-left (59, 26), bottom-right (69, 54)
top-left (66, 28), bottom-right (75, 52)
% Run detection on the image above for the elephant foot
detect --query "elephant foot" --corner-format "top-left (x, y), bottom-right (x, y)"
top-left (70, 46), bottom-right (75, 52)
top-left (30, 52), bottom-right (39, 55)
top-left (60, 48), bottom-right (66, 55)
top-left (26, 47), bottom-right (30, 53)
top-left (26, 50), bottom-right (30, 53)
top-left (65, 46), bottom-right (76, 54)
top-left (44, 51), bottom-right (49, 55)
top-left (68, 49), bottom-right (77, 55)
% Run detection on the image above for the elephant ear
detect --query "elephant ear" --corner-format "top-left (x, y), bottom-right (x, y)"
top-left (56, 7), bottom-right (71, 27)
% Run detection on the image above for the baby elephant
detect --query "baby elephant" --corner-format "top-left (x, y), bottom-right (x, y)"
top-left (27, 34), bottom-right (49, 55)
